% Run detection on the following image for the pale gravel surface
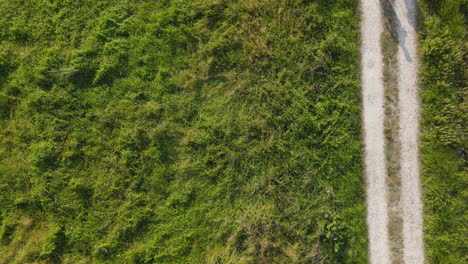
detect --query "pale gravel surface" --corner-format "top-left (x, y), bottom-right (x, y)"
top-left (394, 0), bottom-right (425, 263)
top-left (360, 0), bottom-right (391, 263)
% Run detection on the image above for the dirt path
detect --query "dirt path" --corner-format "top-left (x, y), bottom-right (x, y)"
top-left (362, 0), bottom-right (425, 262)
top-left (394, 0), bottom-right (425, 263)
top-left (360, 0), bottom-right (391, 263)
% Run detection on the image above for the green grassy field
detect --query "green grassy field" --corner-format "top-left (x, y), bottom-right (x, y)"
top-left (2, 0), bottom-right (464, 263)
top-left (0, 0), bottom-right (367, 263)
top-left (418, 0), bottom-right (467, 263)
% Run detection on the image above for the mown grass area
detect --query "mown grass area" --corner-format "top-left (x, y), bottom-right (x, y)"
top-left (0, 0), bottom-right (367, 263)
top-left (418, 0), bottom-right (467, 263)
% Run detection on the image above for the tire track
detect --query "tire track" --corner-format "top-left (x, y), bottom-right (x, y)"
top-left (394, 0), bottom-right (425, 263)
top-left (360, 0), bottom-right (391, 263)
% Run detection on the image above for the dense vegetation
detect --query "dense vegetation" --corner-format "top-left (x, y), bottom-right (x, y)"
top-left (0, 0), bottom-right (367, 263)
top-left (418, 0), bottom-right (467, 263)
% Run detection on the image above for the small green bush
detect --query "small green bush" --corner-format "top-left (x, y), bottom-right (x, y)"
top-left (0, 217), bottom-right (17, 244)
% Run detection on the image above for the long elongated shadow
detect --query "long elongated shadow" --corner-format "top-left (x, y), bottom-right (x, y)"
top-left (403, 0), bottom-right (418, 29)
top-left (379, 0), bottom-right (413, 62)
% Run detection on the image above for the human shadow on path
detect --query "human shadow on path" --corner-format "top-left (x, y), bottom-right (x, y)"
top-left (379, 0), bottom-right (415, 62)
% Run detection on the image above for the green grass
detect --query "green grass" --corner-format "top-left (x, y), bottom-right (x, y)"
top-left (418, 0), bottom-right (467, 263)
top-left (0, 0), bottom-right (367, 263)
